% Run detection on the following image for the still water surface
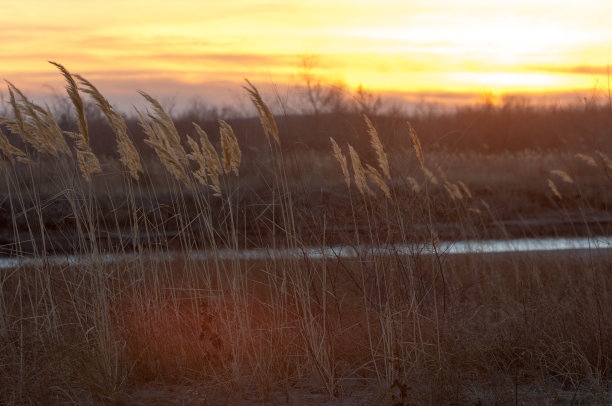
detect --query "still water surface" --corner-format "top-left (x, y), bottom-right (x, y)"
top-left (1, 236), bottom-right (610, 269)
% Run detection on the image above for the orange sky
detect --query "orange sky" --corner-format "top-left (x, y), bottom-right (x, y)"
top-left (2, 0), bottom-right (612, 111)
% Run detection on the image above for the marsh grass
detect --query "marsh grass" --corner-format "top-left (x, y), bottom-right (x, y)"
top-left (0, 63), bottom-right (611, 405)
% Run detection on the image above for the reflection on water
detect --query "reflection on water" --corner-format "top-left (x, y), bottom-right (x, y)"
top-left (1, 236), bottom-right (611, 269)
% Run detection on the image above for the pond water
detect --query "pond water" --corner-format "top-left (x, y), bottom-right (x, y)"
top-left (1, 236), bottom-right (610, 269)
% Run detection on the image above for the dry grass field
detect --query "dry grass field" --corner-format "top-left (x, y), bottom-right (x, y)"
top-left (0, 63), bottom-right (611, 405)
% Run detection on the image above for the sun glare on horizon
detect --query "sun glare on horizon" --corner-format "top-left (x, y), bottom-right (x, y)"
top-left (1, 0), bottom-right (611, 108)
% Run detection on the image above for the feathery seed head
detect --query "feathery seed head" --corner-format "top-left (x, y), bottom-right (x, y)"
top-left (406, 176), bottom-right (421, 193)
top-left (330, 137), bottom-right (350, 188)
top-left (49, 61), bottom-right (89, 144)
top-left (458, 181), bottom-right (472, 199)
top-left (366, 163), bottom-right (391, 199)
top-left (575, 153), bottom-right (597, 167)
top-left (348, 144), bottom-right (373, 196)
top-left (422, 167), bottom-right (438, 185)
top-left (595, 151), bottom-right (612, 170)
top-left (219, 120), bottom-right (241, 176)
top-left (243, 79), bottom-right (280, 146)
top-left (550, 169), bottom-right (573, 184)
top-left (364, 115), bottom-right (390, 180)
top-left (408, 122), bottom-right (424, 169)
top-left (77, 74), bottom-right (143, 180)
top-left (547, 179), bottom-right (562, 199)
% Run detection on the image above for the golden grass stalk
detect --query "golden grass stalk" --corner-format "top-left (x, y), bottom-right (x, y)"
top-left (458, 181), bottom-right (472, 199)
top-left (348, 144), bottom-right (373, 196)
top-left (547, 178), bottom-right (562, 199)
top-left (550, 170), bottom-right (574, 184)
top-left (66, 132), bottom-right (102, 182)
top-left (422, 167), bottom-right (438, 185)
top-left (136, 108), bottom-right (191, 188)
top-left (408, 122), bottom-right (424, 169)
top-left (330, 137), bottom-right (350, 188)
top-left (444, 181), bottom-right (463, 200)
top-left (186, 135), bottom-right (209, 186)
top-left (1, 85), bottom-right (43, 153)
top-left (575, 153), bottom-right (597, 167)
top-left (595, 151), bottom-right (612, 171)
top-left (243, 79), bottom-right (280, 145)
top-left (3, 82), bottom-right (70, 156)
top-left (0, 127), bottom-right (29, 163)
top-left (138, 91), bottom-right (188, 164)
top-left (49, 62), bottom-right (103, 181)
top-left (219, 120), bottom-right (241, 176)
top-left (434, 163), bottom-right (449, 184)
top-left (366, 164), bottom-right (391, 198)
top-left (480, 199), bottom-right (490, 211)
top-left (76, 75), bottom-right (143, 181)
top-left (49, 61), bottom-right (89, 143)
top-left (364, 115), bottom-right (390, 180)
top-left (406, 176), bottom-right (421, 193)
top-left (193, 123), bottom-right (222, 195)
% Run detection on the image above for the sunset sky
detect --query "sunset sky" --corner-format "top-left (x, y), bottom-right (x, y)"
top-left (2, 0), bottom-right (612, 111)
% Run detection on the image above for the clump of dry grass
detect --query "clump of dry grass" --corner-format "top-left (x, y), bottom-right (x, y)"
top-left (1, 63), bottom-right (612, 406)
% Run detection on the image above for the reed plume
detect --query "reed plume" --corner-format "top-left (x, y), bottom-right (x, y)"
top-left (243, 79), bottom-right (280, 146)
top-left (49, 61), bottom-right (88, 143)
top-left (3, 82), bottom-right (70, 156)
top-left (595, 151), bottom-right (612, 170)
top-left (444, 181), bottom-right (463, 200)
top-left (366, 164), bottom-right (391, 198)
top-left (49, 62), bottom-right (101, 181)
top-left (348, 144), bottom-right (373, 196)
top-left (576, 153), bottom-right (597, 167)
top-left (136, 108), bottom-right (191, 188)
top-left (330, 137), bottom-right (350, 188)
top-left (422, 167), bottom-right (438, 185)
top-left (547, 178), bottom-right (562, 199)
top-left (408, 122), bottom-right (424, 169)
top-left (434, 163), bottom-right (449, 184)
top-left (458, 181), bottom-right (472, 199)
top-left (187, 135), bottom-right (209, 186)
top-left (192, 124), bottom-right (222, 195)
top-left (219, 120), bottom-right (241, 176)
top-left (0, 127), bottom-right (29, 163)
top-left (406, 176), bottom-right (421, 193)
top-left (550, 170), bottom-right (573, 184)
top-left (76, 75), bottom-right (143, 180)
top-left (364, 115), bottom-right (390, 180)
top-left (139, 91), bottom-right (187, 164)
